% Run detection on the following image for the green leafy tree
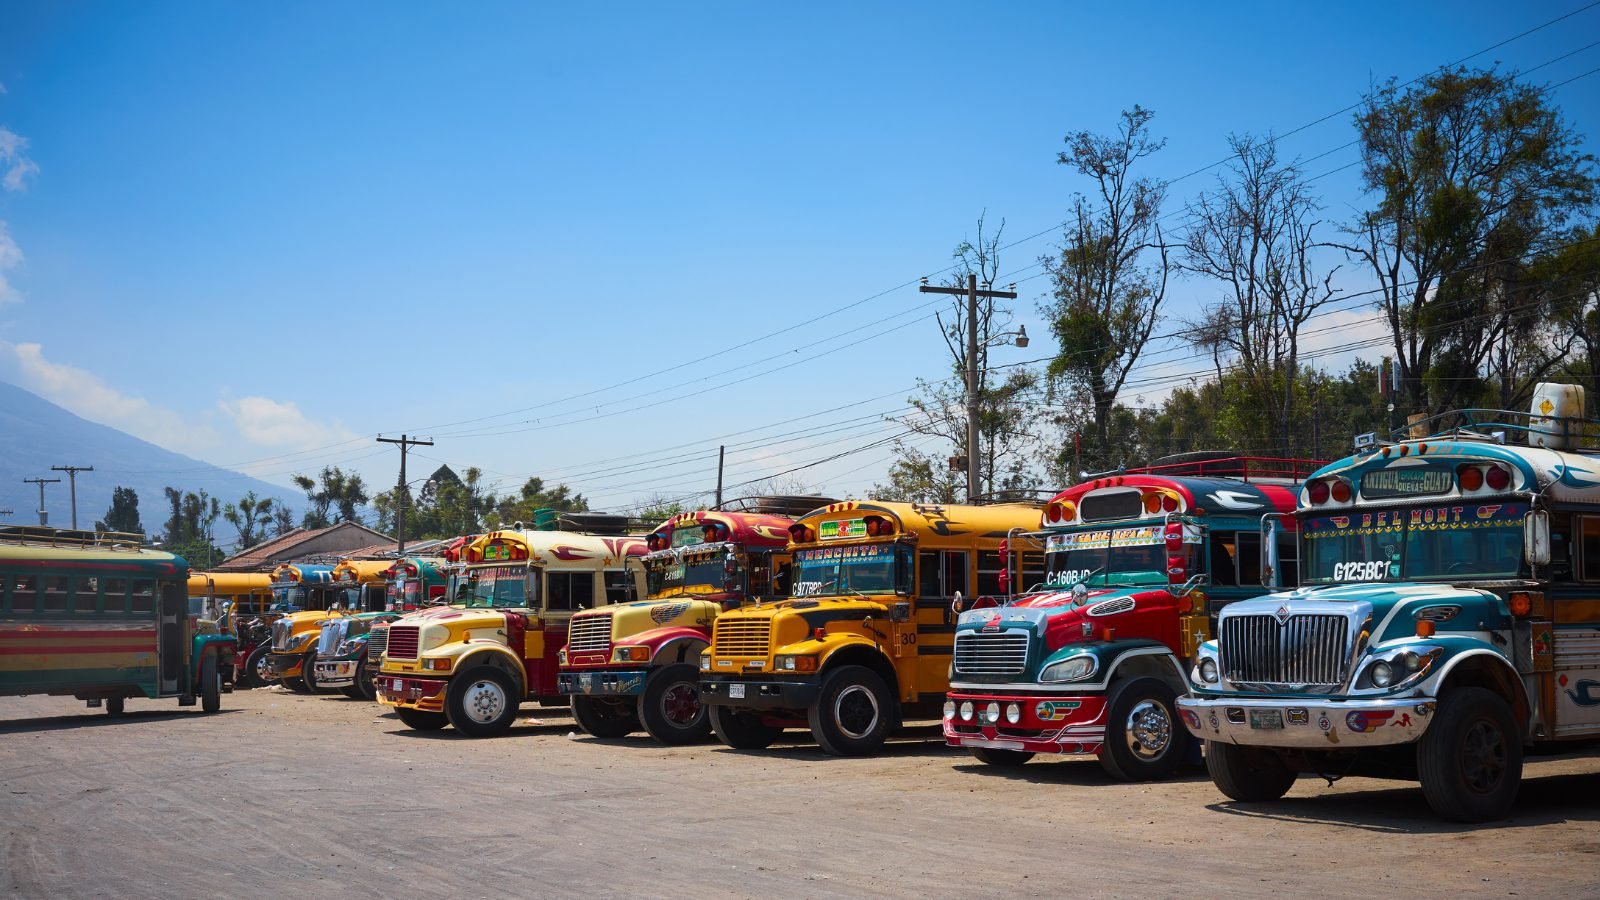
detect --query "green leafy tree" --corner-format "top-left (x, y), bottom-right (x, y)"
top-left (871, 443), bottom-right (963, 503)
top-left (94, 486), bottom-right (143, 535)
top-left (160, 486), bottom-right (222, 567)
top-left (494, 476), bottom-right (589, 526)
top-left (222, 491), bottom-right (275, 549)
top-left (292, 466), bottom-right (371, 528)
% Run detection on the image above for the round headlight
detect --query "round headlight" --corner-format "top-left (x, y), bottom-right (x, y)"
top-left (1396, 651), bottom-right (1420, 673)
top-left (943, 700), bottom-right (956, 720)
top-left (1199, 658), bottom-right (1219, 684)
top-left (1005, 702), bottom-right (1021, 724)
top-left (982, 702), bottom-right (1001, 725)
top-left (1370, 660), bottom-right (1394, 688)
top-left (959, 701), bottom-right (974, 721)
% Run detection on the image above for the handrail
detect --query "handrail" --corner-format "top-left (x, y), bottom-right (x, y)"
top-left (0, 525), bottom-right (149, 552)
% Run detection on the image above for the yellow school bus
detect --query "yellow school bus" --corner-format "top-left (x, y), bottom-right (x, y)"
top-left (699, 499), bottom-right (1041, 755)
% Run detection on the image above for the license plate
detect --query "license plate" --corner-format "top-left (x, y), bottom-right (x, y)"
top-left (729, 684), bottom-right (746, 699)
top-left (578, 674), bottom-right (593, 687)
top-left (1249, 709), bottom-right (1284, 730)
top-left (392, 678), bottom-right (405, 690)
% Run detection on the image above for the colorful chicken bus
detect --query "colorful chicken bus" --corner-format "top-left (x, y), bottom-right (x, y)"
top-left (384, 556), bottom-right (447, 611)
top-left (700, 500), bottom-right (1041, 756)
top-left (377, 528), bottom-right (646, 735)
top-left (263, 563), bottom-right (356, 691)
top-left (0, 526), bottom-right (235, 715)
top-left (558, 504), bottom-right (802, 744)
top-left (943, 457), bottom-right (1315, 780)
top-left (1178, 384), bottom-right (1600, 822)
top-left (188, 571), bottom-right (275, 686)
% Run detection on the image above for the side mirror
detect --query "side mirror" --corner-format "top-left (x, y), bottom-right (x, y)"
top-left (1525, 510), bottom-right (1552, 566)
top-left (890, 602), bottom-right (911, 623)
top-left (1260, 514), bottom-right (1284, 589)
top-left (949, 590), bottom-right (966, 615)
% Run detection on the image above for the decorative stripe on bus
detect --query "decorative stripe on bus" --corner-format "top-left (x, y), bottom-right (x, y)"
top-left (0, 652), bottom-right (157, 671)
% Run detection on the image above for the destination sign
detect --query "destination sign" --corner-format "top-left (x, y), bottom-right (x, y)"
top-left (1046, 526), bottom-right (1164, 551)
top-left (482, 542), bottom-right (515, 561)
top-left (1361, 462), bottom-right (1455, 499)
top-left (819, 518), bottom-right (867, 541)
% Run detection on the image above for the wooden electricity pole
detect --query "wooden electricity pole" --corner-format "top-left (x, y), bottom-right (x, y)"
top-left (377, 435), bottom-right (433, 556)
top-left (23, 477), bottom-right (60, 527)
top-left (50, 465), bottom-right (94, 530)
top-left (918, 274), bottom-right (1017, 503)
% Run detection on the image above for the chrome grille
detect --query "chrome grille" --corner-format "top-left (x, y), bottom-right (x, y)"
top-left (317, 619), bottom-right (349, 657)
top-left (271, 618), bottom-right (294, 652)
top-left (367, 624), bottom-right (389, 662)
top-left (1221, 613), bottom-right (1350, 686)
top-left (953, 630), bottom-right (1029, 676)
top-left (386, 625), bottom-right (420, 660)
top-left (713, 618), bottom-right (770, 657)
top-left (567, 613), bottom-right (613, 654)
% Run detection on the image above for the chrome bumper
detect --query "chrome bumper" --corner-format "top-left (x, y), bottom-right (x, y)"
top-left (313, 659), bottom-right (360, 688)
top-left (1176, 695), bottom-right (1435, 749)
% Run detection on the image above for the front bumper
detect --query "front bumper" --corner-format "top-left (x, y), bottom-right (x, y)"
top-left (268, 651), bottom-right (308, 678)
top-left (558, 668), bottom-right (649, 697)
top-left (699, 676), bottom-right (820, 710)
top-left (313, 658), bottom-right (361, 689)
top-left (376, 673), bottom-right (448, 712)
top-left (1176, 695), bottom-right (1436, 749)
top-left (944, 691), bottom-right (1110, 755)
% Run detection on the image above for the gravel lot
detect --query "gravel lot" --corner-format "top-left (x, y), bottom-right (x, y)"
top-left (2, 688), bottom-right (1597, 898)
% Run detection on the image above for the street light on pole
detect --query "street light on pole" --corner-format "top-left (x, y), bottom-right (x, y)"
top-left (919, 275), bottom-right (1021, 503)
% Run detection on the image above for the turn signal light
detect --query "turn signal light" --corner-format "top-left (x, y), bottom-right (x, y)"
top-left (1143, 494), bottom-right (1162, 515)
top-left (1416, 620), bottom-right (1436, 638)
top-left (423, 658), bottom-right (452, 672)
top-left (864, 515), bottom-right (893, 536)
top-left (789, 523), bottom-right (816, 544)
top-left (614, 646), bottom-right (651, 663)
top-left (1458, 465), bottom-right (1484, 492)
top-left (1509, 591), bottom-right (1538, 617)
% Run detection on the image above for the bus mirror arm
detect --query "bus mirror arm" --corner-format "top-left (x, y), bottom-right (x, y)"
top-left (1260, 512), bottom-right (1290, 590)
top-left (1168, 573), bottom-right (1209, 597)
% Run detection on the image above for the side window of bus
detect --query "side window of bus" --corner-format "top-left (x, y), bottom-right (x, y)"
top-left (919, 551), bottom-right (969, 598)
top-left (1209, 534), bottom-right (1240, 586)
top-left (602, 569), bottom-right (631, 604)
top-left (1277, 533), bottom-right (1300, 587)
top-left (41, 576), bottom-right (69, 613)
top-left (1578, 517), bottom-right (1600, 581)
top-left (73, 577), bottom-right (99, 614)
top-left (1548, 514), bottom-right (1574, 581)
top-left (548, 571), bottom-right (595, 611)
top-left (12, 575), bottom-right (37, 613)
top-left (1018, 551), bottom-right (1045, 594)
top-left (773, 562), bottom-right (792, 597)
top-left (130, 580), bottom-right (156, 614)
top-left (1236, 532), bottom-right (1262, 585)
top-left (976, 551), bottom-right (1005, 596)
top-left (103, 578), bottom-right (129, 614)
top-left (746, 555), bottom-right (771, 600)
top-left (918, 551), bottom-right (942, 596)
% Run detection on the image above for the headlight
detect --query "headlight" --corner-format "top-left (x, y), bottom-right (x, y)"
top-left (774, 655), bottom-right (817, 673)
top-left (981, 702), bottom-right (1001, 725)
top-left (557, 649), bottom-right (568, 666)
top-left (700, 652), bottom-right (711, 671)
top-left (1004, 702), bottom-right (1021, 724)
top-left (1369, 660), bottom-right (1394, 687)
top-left (1040, 654), bottom-right (1097, 683)
top-left (613, 646), bottom-right (651, 663)
top-left (1358, 646), bottom-right (1442, 690)
top-left (335, 639), bottom-right (362, 657)
top-left (958, 701), bottom-right (974, 721)
top-left (943, 700), bottom-right (956, 720)
top-left (1198, 658), bottom-right (1218, 684)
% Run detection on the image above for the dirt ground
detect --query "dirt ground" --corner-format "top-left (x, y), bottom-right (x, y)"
top-left (1, 688), bottom-right (1597, 899)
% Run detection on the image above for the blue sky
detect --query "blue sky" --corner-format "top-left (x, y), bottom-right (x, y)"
top-left (0, 1), bottom-right (1596, 521)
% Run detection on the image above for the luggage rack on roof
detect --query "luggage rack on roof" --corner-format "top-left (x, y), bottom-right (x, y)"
top-left (1390, 408), bottom-right (1600, 453)
top-left (969, 489), bottom-right (1057, 505)
top-left (714, 495), bottom-right (840, 517)
top-left (1089, 453), bottom-right (1326, 483)
top-left (0, 525), bottom-right (146, 551)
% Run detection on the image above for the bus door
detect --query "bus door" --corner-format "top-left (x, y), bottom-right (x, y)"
top-left (159, 580), bottom-right (185, 695)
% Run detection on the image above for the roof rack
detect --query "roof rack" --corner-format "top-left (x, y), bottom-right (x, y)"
top-left (714, 495), bottom-right (839, 517)
top-left (1394, 408), bottom-right (1600, 453)
top-left (1105, 453), bottom-right (1326, 483)
top-left (0, 525), bottom-right (147, 552)
top-left (969, 489), bottom-right (1056, 505)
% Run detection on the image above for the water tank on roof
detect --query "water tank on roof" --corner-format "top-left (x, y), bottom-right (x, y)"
top-left (557, 512), bottom-right (631, 535)
top-left (1530, 383), bottom-right (1586, 451)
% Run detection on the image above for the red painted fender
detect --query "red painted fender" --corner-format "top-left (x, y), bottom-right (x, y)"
top-left (626, 625), bottom-right (712, 664)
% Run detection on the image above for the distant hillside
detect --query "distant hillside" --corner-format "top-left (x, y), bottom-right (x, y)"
top-left (0, 380), bottom-right (296, 543)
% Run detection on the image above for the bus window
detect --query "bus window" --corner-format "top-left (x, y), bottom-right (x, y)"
top-left (1018, 551), bottom-right (1046, 594)
top-left (102, 578), bottom-right (128, 614)
top-left (602, 569), bottom-right (630, 604)
top-left (548, 571), bottom-right (595, 611)
top-left (73, 577), bottom-right (99, 614)
top-left (1549, 514), bottom-right (1574, 581)
top-left (130, 580), bottom-right (155, 614)
top-left (1277, 532), bottom-right (1300, 587)
top-left (41, 576), bottom-right (68, 612)
top-left (977, 551), bottom-right (1005, 596)
top-left (1209, 534), bottom-right (1240, 586)
top-left (1236, 532), bottom-right (1262, 584)
top-left (918, 551), bottom-right (969, 598)
top-left (747, 555), bottom-right (772, 599)
top-left (1581, 517), bottom-right (1600, 581)
top-left (13, 575), bottom-right (37, 613)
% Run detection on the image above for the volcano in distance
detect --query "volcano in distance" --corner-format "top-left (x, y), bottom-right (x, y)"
top-left (0, 380), bottom-right (295, 539)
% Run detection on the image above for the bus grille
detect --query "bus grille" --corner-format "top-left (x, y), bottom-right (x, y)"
top-left (1221, 614), bottom-right (1350, 686)
top-left (367, 625), bottom-right (389, 662)
top-left (567, 614), bottom-right (613, 655)
top-left (953, 631), bottom-right (1029, 676)
top-left (271, 619), bottom-right (294, 652)
top-left (714, 618), bottom-right (771, 657)
top-left (317, 619), bottom-right (349, 657)
top-left (386, 625), bottom-right (420, 660)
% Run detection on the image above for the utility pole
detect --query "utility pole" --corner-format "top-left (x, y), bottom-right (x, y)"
top-left (919, 274), bottom-right (1018, 503)
top-left (714, 445), bottom-right (725, 509)
top-left (377, 435), bottom-right (433, 556)
top-left (50, 465), bottom-right (94, 530)
top-left (24, 477), bottom-right (61, 527)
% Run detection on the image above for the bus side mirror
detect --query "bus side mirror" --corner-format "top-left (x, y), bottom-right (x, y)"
top-left (1525, 510), bottom-right (1552, 566)
top-left (1261, 517), bottom-right (1281, 589)
top-left (950, 591), bottom-right (966, 615)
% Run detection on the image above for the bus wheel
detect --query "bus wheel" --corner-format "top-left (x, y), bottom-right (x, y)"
top-left (301, 652), bottom-right (325, 693)
top-left (571, 695), bottom-right (639, 739)
top-left (105, 696), bottom-right (125, 716)
top-left (639, 664), bottom-right (711, 745)
top-left (243, 644), bottom-right (273, 688)
top-left (809, 665), bottom-right (892, 757)
top-left (709, 705), bottom-right (781, 750)
top-left (200, 653), bottom-right (221, 713)
top-left (396, 707), bottom-right (448, 731)
top-left (1099, 677), bottom-right (1186, 782)
top-left (281, 676), bottom-right (309, 693)
top-left (446, 668), bottom-right (520, 737)
top-left (971, 748), bottom-right (1034, 767)
top-left (1206, 741), bottom-right (1295, 802)
top-left (1418, 687), bottom-right (1523, 822)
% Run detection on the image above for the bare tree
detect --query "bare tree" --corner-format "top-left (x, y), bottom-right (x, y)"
top-left (1184, 134), bottom-right (1340, 454)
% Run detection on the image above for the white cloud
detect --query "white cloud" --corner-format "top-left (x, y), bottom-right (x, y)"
top-left (0, 126), bottom-right (37, 192)
top-left (0, 340), bottom-right (222, 452)
top-left (219, 395), bottom-right (359, 452)
top-left (0, 222), bottom-right (20, 305)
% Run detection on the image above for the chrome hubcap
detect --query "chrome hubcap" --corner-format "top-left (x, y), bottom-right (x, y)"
top-left (464, 680), bottom-right (507, 724)
top-left (1125, 699), bottom-right (1173, 760)
top-left (835, 685), bottom-right (880, 740)
top-left (662, 682), bottom-right (701, 727)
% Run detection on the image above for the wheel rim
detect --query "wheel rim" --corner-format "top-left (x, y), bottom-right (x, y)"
top-left (254, 654), bottom-right (272, 683)
top-left (661, 681), bottom-right (701, 727)
top-left (1125, 699), bottom-right (1173, 761)
top-left (462, 679), bottom-right (508, 725)
top-left (1461, 718), bottom-right (1507, 794)
top-left (834, 685), bottom-right (880, 740)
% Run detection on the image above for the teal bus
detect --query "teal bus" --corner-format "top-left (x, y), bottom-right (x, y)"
top-left (0, 526), bottom-right (236, 715)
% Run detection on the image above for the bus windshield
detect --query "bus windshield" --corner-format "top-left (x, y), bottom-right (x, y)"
top-left (463, 566), bottom-right (532, 608)
top-left (1042, 525), bottom-right (1181, 589)
top-left (1302, 502), bottom-right (1526, 585)
top-left (791, 543), bottom-right (909, 596)
top-left (648, 557), bottom-right (731, 597)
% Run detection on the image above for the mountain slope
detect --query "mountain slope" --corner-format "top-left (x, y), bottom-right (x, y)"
top-left (0, 380), bottom-right (296, 542)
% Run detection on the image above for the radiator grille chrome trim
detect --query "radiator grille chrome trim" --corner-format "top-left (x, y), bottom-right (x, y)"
top-left (1220, 613), bottom-right (1350, 687)
top-left (953, 630), bottom-right (1030, 676)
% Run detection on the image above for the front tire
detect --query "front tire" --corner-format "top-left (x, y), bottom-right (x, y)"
top-left (1098, 677), bottom-right (1187, 782)
top-left (808, 665), bottom-right (893, 756)
top-left (340, 657), bottom-right (375, 701)
top-left (971, 747), bottom-right (1034, 767)
top-left (445, 668), bottom-right (521, 737)
top-left (396, 707), bottom-right (449, 731)
top-left (709, 705), bottom-right (782, 750)
top-left (200, 653), bottom-right (221, 713)
top-left (243, 644), bottom-right (274, 688)
top-left (1417, 687), bottom-right (1523, 823)
top-left (1205, 740), bottom-right (1296, 802)
top-left (571, 695), bottom-right (640, 738)
top-left (638, 664), bottom-right (711, 745)
top-left (301, 652), bottom-right (325, 694)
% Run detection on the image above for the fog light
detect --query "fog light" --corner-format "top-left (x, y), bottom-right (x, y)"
top-left (1199, 658), bottom-right (1218, 684)
top-left (982, 702), bottom-right (1001, 725)
top-left (959, 701), bottom-right (974, 721)
top-left (557, 649), bottom-right (567, 666)
top-left (943, 700), bottom-right (956, 720)
top-left (1005, 702), bottom-right (1021, 724)
top-left (1370, 660), bottom-right (1394, 687)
